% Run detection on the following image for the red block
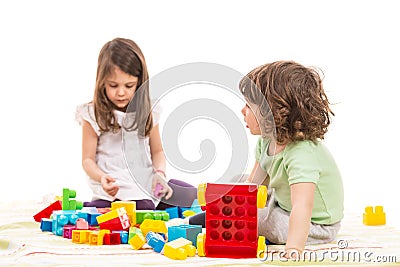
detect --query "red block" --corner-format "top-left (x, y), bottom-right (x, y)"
top-left (103, 232), bottom-right (121, 245)
top-left (33, 201), bottom-right (62, 222)
top-left (203, 183), bottom-right (259, 258)
top-left (99, 213), bottom-right (130, 231)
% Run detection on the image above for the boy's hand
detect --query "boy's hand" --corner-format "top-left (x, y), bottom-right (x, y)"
top-left (101, 174), bottom-right (119, 197)
top-left (152, 172), bottom-right (173, 200)
top-left (281, 248), bottom-right (302, 260)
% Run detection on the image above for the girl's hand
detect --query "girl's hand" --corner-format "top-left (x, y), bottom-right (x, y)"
top-left (152, 172), bottom-right (173, 200)
top-left (101, 174), bottom-right (119, 197)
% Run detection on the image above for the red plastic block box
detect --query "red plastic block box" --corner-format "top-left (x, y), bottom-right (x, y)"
top-left (197, 183), bottom-right (266, 258)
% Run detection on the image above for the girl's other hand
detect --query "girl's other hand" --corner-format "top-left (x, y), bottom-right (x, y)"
top-left (101, 174), bottom-right (119, 197)
top-left (152, 172), bottom-right (173, 200)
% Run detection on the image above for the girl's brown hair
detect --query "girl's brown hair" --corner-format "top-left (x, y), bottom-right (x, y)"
top-left (240, 60), bottom-right (334, 144)
top-left (93, 37), bottom-right (152, 136)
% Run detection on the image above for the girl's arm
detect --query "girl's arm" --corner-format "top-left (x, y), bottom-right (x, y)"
top-left (285, 182), bottom-right (315, 255)
top-left (81, 120), bottom-right (118, 196)
top-left (149, 124), bottom-right (172, 199)
top-left (149, 124), bottom-right (166, 174)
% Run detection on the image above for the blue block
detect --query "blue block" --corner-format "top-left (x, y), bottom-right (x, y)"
top-left (190, 199), bottom-right (202, 213)
top-left (168, 224), bottom-right (202, 247)
top-left (165, 207), bottom-right (181, 219)
top-left (146, 231), bottom-right (165, 253)
top-left (40, 218), bottom-right (53, 232)
top-left (52, 210), bottom-right (87, 236)
top-left (113, 231), bottom-right (129, 244)
top-left (87, 212), bottom-right (101, 226)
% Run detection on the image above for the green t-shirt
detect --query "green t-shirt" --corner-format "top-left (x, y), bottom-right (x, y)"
top-left (256, 137), bottom-right (344, 225)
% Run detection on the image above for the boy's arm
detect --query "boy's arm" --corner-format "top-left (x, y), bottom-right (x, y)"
top-left (285, 182), bottom-right (315, 254)
top-left (246, 161), bottom-right (268, 185)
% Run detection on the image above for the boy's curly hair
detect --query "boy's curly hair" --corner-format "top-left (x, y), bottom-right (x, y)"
top-left (240, 60), bottom-right (334, 144)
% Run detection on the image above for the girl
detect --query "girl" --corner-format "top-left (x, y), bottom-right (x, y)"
top-left (76, 38), bottom-right (196, 210)
top-left (240, 60), bottom-right (344, 257)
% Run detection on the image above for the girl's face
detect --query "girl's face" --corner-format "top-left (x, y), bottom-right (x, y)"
top-left (241, 103), bottom-right (261, 135)
top-left (105, 67), bottom-right (138, 110)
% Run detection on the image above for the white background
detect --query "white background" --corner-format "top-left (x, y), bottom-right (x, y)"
top-left (1, 1), bottom-right (399, 227)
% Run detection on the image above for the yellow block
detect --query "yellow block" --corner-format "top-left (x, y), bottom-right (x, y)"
top-left (197, 183), bottom-right (206, 206)
top-left (111, 201), bottom-right (136, 225)
top-left (96, 207), bottom-right (127, 224)
top-left (164, 237), bottom-right (196, 260)
top-left (363, 206), bottom-right (386, 226)
top-left (129, 233), bottom-right (146, 250)
top-left (140, 219), bottom-right (167, 236)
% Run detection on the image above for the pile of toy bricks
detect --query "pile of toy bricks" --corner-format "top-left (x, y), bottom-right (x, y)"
top-left (33, 188), bottom-right (202, 260)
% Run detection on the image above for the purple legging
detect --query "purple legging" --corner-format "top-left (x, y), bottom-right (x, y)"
top-left (83, 179), bottom-right (197, 210)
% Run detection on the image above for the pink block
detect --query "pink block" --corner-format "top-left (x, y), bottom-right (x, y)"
top-left (76, 218), bottom-right (89, 229)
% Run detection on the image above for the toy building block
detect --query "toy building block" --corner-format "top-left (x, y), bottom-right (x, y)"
top-left (136, 210), bottom-right (170, 224)
top-left (129, 228), bottom-right (146, 250)
top-left (99, 213), bottom-right (130, 231)
top-left (257, 235), bottom-right (266, 259)
top-left (84, 211), bottom-right (101, 226)
top-left (103, 232), bottom-right (121, 245)
top-left (168, 199), bottom-right (202, 219)
top-left (72, 230), bottom-right (91, 244)
top-left (91, 229), bottom-right (110, 246)
top-left (197, 233), bottom-right (206, 256)
top-left (190, 199), bottom-right (203, 213)
top-left (76, 218), bottom-right (89, 229)
top-left (66, 225), bottom-right (98, 239)
top-left (89, 231), bottom-right (109, 246)
top-left (197, 183), bottom-right (207, 206)
top-left (146, 231), bottom-right (166, 253)
top-left (154, 183), bottom-right (164, 197)
top-left (62, 188), bottom-right (83, 210)
top-left (197, 183), bottom-right (267, 258)
top-left (113, 231), bottom-right (129, 244)
top-left (82, 206), bottom-right (98, 213)
top-left (111, 201), bottom-right (136, 225)
top-left (33, 200), bottom-right (62, 222)
top-left (257, 185), bottom-right (267, 208)
top-left (40, 218), bottom-right (53, 232)
top-left (88, 232), bottom-right (100, 245)
top-left (96, 207), bottom-right (127, 224)
top-left (140, 219), bottom-right (167, 236)
top-left (363, 206), bottom-right (386, 225)
top-left (165, 207), bottom-right (181, 219)
top-left (52, 210), bottom-right (86, 236)
top-left (182, 210), bottom-right (196, 218)
top-left (163, 237), bottom-right (196, 260)
top-left (63, 225), bottom-right (76, 239)
top-left (128, 226), bottom-right (141, 241)
top-left (168, 224), bottom-right (202, 247)
top-left (81, 207), bottom-right (102, 226)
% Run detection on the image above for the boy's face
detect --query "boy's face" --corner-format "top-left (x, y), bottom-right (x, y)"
top-left (105, 66), bottom-right (138, 110)
top-left (241, 103), bottom-right (261, 135)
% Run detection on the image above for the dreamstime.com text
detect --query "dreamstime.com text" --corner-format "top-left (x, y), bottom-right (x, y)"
top-left (257, 240), bottom-right (398, 263)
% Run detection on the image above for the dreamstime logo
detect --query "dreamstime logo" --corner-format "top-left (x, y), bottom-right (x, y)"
top-left (122, 62), bottom-right (271, 205)
top-left (257, 240), bottom-right (398, 263)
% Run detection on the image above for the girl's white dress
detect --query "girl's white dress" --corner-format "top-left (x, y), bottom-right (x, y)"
top-left (75, 102), bottom-right (160, 204)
